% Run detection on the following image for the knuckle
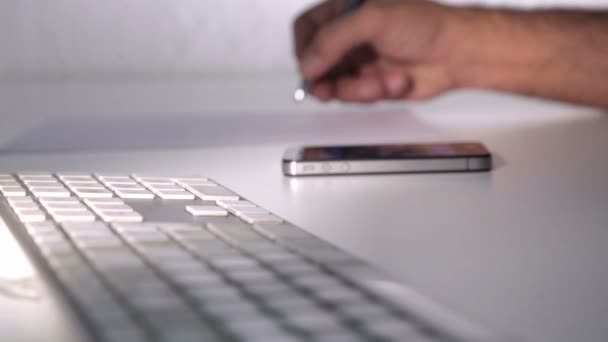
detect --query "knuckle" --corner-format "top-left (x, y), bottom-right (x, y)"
top-left (293, 14), bottom-right (310, 32)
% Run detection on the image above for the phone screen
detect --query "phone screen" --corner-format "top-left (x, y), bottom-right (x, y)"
top-left (300, 143), bottom-right (489, 161)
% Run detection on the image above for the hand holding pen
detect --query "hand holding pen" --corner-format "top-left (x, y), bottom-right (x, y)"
top-left (295, 0), bottom-right (608, 107)
top-left (293, 0), bottom-right (457, 103)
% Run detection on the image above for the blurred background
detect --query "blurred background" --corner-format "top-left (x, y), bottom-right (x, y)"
top-left (0, 0), bottom-right (604, 81)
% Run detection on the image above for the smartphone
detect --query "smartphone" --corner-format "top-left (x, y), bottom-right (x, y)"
top-left (282, 142), bottom-right (492, 176)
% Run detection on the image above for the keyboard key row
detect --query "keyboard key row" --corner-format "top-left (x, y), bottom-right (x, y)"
top-left (4, 173), bottom-right (247, 205)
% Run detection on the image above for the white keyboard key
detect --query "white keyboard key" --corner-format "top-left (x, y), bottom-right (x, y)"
top-left (18, 173), bottom-right (54, 180)
top-left (64, 227), bottom-right (116, 238)
top-left (123, 231), bottom-right (170, 244)
top-left (105, 183), bottom-right (144, 190)
top-left (84, 197), bottom-right (125, 205)
top-left (24, 222), bottom-right (58, 234)
top-left (240, 213), bottom-right (283, 225)
top-left (0, 180), bottom-right (21, 188)
top-left (13, 206), bottom-right (44, 215)
top-left (62, 222), bottom-right (109, 232)
top-left (173, 178), bottom-right (210, 187)
top-left (230, 206), bottom-right (270, 216)
top-left (20, 176), bottom-right (56, 183)
top-left (152, 189), bottom-right (195, 200)
top-left (13, 206), bottom-right (46, 218)
top-left (112, 223), bottom-right (160, 233)
top-left (186, 206), bottom-right (228, 217)
top-left (32, 234), bottom-right (67, 246)
top-left (0, 186), bottom-right (27, 197)
top-left (63, 177), bottom-right (97, 184)
top-left (146, 184), bottom-right (183, 191)
top-left (89, 203), bottom-right (134, 213)
top-left (65, 182), bottom-right (105, 189)
top-left (17, 210), bottom-right (47, 223)
top-left (56, 171), bottom-right (91, 178)
top-left (7, 197), bottom-right (35, 205)
top-left (42, 202), bottom-right (89, 212)
top-left (39, 197), bottom-right (81, 205)
top-left (51, 210), bottom-right (96, 223)
top-left (31, 187), bottom-right (71, 198)
top-left (133, 176), bottom-right (174, 185)
top-left (24, 180), bottom-right (62, 187)
top-left (98, 211), bottom-right (143, 223)
top-left (95, 174), bottom-right (130, 180)
top-left (187, 185), bottom-right (238, 201)
top-left (113, 189), bottom-right (154, 199)
top-left (72, 188), bottom-right (113, 199)
top-left (216, 200), bottom-right (257, 210)
top-left (73, 237), bottom-right (123, 249)
top-left (10, 201), bottom-right (41, 211)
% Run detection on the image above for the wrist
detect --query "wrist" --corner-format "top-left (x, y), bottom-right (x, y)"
top-left (433, 7), bottom-right (500, 89)
top-left (438, 7), bottom-right (574, 93)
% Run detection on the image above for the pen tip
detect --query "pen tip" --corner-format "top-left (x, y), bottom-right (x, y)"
top-left (293, 88), bottom-right (306, 102)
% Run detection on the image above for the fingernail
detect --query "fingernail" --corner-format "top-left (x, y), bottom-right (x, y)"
top-left (301, 51), bottom-right (324, 77)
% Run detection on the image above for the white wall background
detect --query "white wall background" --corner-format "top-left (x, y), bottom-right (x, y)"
top-left (0, 0), bottom-right (606, 79)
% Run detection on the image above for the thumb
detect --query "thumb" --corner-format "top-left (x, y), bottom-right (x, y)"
top-left (300, 3), bottom-right (382, 81)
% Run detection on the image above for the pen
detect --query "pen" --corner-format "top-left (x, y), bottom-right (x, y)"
top-left (294, 0), bottom-right (366, 102)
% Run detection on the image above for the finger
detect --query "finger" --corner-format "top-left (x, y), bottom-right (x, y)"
top-left (381, 69), bottom-right (412, 99)
top-left (300, 2), bottom-right (382, 80)
top-left (334, 73), bottom-right (385, 103)
top-left (293, 0), bottom-right (349, 59)
top-left (360, 63), bottom-right (377, 76)
top-left (361, 61), bottom-right (411, 100)
top-left (311, 81), bottom-right (335, 102)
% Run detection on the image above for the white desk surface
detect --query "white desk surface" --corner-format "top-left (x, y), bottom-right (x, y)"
top-left (1, 74), bottom-right (607, 342)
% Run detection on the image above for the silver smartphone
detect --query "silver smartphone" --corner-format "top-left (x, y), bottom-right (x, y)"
top-left (282, 142), bottom-right (492, 176)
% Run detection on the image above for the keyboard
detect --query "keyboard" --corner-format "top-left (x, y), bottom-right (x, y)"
top-left (0, 172), bottom-right (496, 342)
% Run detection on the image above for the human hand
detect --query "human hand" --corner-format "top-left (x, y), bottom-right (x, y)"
top-left (295, 1), bottom-right (608, 107)
top-left (294, 0), bottom-right (459, 103)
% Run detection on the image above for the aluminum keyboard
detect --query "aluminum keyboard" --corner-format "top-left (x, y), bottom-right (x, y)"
top-left (0, 172), bottom-right (494, 342)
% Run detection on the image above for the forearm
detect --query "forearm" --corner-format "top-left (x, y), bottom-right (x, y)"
top-left (441, 7), bottom-right (608, 106)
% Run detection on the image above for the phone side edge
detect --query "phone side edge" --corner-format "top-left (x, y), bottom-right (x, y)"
top-left (282, 160), bottom-right (300, 176)
top-left (467, 155), bottom-right (493, 171)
